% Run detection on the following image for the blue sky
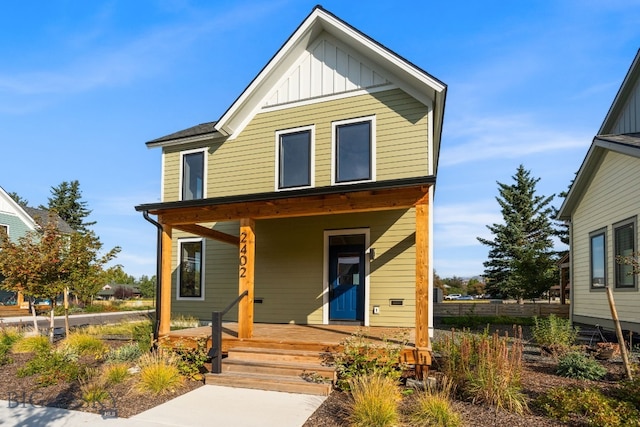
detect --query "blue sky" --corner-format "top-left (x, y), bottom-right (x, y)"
top-left (1, 1), bottom-right (639, 279)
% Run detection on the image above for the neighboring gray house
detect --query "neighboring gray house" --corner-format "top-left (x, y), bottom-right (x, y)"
top-left (559, 49), bottom-right (640, 333)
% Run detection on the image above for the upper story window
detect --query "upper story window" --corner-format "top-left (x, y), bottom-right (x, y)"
top-left (589, 228), bottom-right (606, 289)
top-left (332, 116), bottom-right (376, 184)
top-left (276, 126), bottom-right (314, 190)
top-left (181, 149), bottom-right (205, 200)
top-left (614, 217), bottom-right (636, 289)
top-left (178, 238), bottom-right (204, 300)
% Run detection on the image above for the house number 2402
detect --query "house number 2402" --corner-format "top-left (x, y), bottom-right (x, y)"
top-left (239, 232), bottom-right (248, 278)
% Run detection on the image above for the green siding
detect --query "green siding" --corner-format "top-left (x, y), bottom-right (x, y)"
top-left (169, 208), bottom-right (418, 327)
top-left (0, 212), bottom-right (32, 242)
top-left (162, 89), bottom-right (429, 201)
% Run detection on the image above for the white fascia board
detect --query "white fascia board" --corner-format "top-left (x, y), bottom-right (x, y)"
top-left (0, 187), bottom-right (37, 231)
top-left (215, 7), bottom-right (445, 140)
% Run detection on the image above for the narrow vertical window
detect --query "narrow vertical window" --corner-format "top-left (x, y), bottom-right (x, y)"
top-left (614, 219), bottom-right (636, 289)
top-left (590, 230), bottom-right (606, 289)
top-left (182, 151), bottom-right (204, 200)
top-left (179, 239), bottom-right (204, 299)
top-left (278, 130), bottom-right (311, 189)
top-left (334, 119), bottom-right (373, 183)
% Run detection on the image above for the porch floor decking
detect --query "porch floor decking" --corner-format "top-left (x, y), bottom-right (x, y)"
top-left (165, 323), bottom-right (417, 356)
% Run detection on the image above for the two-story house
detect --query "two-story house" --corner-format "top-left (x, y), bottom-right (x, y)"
top-left (136, 6), bottom-right (446, 364)
top-left (559, 49), bottom-right (640, 334)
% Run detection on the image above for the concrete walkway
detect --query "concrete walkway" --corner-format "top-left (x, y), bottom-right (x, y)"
top-left (0, 385), bottom-right (326, 427)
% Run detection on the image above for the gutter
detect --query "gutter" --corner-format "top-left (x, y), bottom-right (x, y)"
top-left (142, 210), bottom-right (162, 345)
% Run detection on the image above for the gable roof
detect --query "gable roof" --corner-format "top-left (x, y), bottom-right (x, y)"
top-left (0, 186), bottom-right (74, 234)
top-left (147, 6), bottom-right (447, 171)
top-left (559, 49), bottom-right (640, 221)
top-left (599, 49), bottom-right (640, 135)
top-left (557, 133), bottom-right (640, 220)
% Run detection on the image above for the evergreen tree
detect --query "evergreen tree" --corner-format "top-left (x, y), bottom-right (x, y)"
top-left (41, 180), bottom-right (96, 233)
top-left (7, 191), bottom-right (28, 208)
top-left (477, 165), bottom-right (557, 301)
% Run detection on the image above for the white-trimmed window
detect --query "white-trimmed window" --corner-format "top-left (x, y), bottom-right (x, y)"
top-left (589, 228), bottom-right (606, 289)
top-left (177, 238), bottom-right (205, 300)
top-left (180, 149), bottom-right (206, 200)
top-left (332, 116), bottom-right (376, 184)
top-left (0, 224), bottom-right (8, 241)
top-left (614, 217), bottom-right (636, 289)
top-left (275, 125), bottom-right (314, 190)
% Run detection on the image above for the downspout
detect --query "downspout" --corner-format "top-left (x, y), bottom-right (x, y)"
top-left (142, 210), bottom-right (162, 344)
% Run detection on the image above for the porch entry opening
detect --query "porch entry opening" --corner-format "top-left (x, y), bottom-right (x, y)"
top-left (329, 234), bottom-right (365, 322)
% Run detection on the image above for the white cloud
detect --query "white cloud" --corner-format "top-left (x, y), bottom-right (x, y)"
top-left (440, 114), bottom-right (591, 166)
top-left (434, 202), bottom-right (501, 248)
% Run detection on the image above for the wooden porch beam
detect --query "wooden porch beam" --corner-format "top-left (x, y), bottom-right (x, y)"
top-left (159, 225), bottom-right (173, 336)
top-left (156, 186), bottom-right (430, 226)
top-left (238, 218), bottom-right (255, 339)
top-left (415, 200), bottom-right (431, 366)
top-left (173, 224), bottom-right (240, 246)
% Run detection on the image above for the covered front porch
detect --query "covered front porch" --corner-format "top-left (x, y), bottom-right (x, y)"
top-left (135, 176), bottom-right (435, 368)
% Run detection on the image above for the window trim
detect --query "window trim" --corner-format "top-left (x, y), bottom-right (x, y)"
top-left (179, 148), bottom-right (207, 201)
top-left (614, 217), bottom-right (637, 290)
top-left (331, 115), bottom-right (376, 185)
top-left (177, 238), bottom-right (206, 301)
top-left (0, 224), bottom-right (8, 236)
top-left (274, 125), bottom-right (315, 191)
top-left (589, 228), bottom-right (607, 291)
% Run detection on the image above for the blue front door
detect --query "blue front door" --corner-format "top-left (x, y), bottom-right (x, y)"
top-left (329, 243), bottom-right (365, 321)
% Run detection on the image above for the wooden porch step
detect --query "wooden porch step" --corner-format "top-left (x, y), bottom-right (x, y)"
top-left (204, 371), bottom-right (332, 396)
top-left (223, 358), bottom-right (336, 380)
top-left (227, 346), bottom-right (330, 364)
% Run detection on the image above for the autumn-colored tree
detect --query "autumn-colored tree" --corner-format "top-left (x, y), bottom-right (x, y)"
top-left (0, 214), bottom-right (119, 338)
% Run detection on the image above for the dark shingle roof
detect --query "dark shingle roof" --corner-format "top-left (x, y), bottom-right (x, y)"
top-left (23, 207), bottom-right (74, 234)
top-left (147, 122), bottom-right (218, 145)
top-left (595, 132), bottom-right (640, 149)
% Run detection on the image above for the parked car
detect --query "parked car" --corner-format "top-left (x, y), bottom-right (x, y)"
top-left (444, 294), bottom-right (461, 300)
top-left (457, 295), bottom-right (474, 300)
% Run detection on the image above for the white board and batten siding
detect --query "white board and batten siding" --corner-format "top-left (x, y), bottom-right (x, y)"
top-left (266, 35), bottom-right (390, 108)
top-left (572, 151), bottom-right (640, 326)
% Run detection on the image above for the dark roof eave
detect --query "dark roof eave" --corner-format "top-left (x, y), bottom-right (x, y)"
top-left (135, 175), bottom-right (436, 213)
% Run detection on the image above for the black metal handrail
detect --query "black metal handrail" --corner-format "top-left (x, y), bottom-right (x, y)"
top-left (208, 290), bottom-right (248, 374)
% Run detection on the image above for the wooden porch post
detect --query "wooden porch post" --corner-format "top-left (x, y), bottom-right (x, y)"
top-left (415, 201), bottom-right (431, 369)
top-left (238, 218), bottom-right (255, 339)
top-left (159, 224), bottom-right (173, 336)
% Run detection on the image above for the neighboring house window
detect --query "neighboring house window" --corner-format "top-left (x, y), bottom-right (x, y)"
top-left (0, 224), bottom-right (7, 237)
top-left (276, 126), bottom-right (314, 190)
top-left (589, 229), bottom-right (606, 289)
top-left (614, 218), bottom-right (636, 289)
top-left (178, 239), bottom-right (204, 299)
top-left (181, 150), bottom-right (205, 200)
top-left (332, 116), bottom-right (375, 184)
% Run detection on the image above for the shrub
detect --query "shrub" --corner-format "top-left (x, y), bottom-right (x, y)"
top-left (0, 329), bottom-right (21, 365)
top-left (406, 377), bottom-right (462, 427)
top-left (441, 316), bottom-right (534, 329)
top-left (12, 335), bottom-right (51, 354)
top-left (63, 333), bottom-right (108, 358)
top-left (532, 314), bottom-right (578, 356)
top-left (348, 373), bottom-right (401, 427)
top-left (80, 377), bottom-right (111, 406)
top-left (433, 327), bottom-right (527, 414)
top-left (334, 329), bottom-right (407, 391)
top-left (160, 338), bottom-right (208, 381)
top-left (615, 376), bottom-right (640, 410)
top-left (136, 350), bottom-right (183, 395)
top-left (556, 352), bottom-right (607, 380)
top-left (106, 342), bottom-right (143, 363)
top-left (17, 348), bottom-right (81, 386)
top-left (537, 386), bottom-right (640, 426)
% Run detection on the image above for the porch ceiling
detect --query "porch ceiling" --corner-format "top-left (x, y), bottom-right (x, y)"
top-left (137, 177), bottom-right (434, 226)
